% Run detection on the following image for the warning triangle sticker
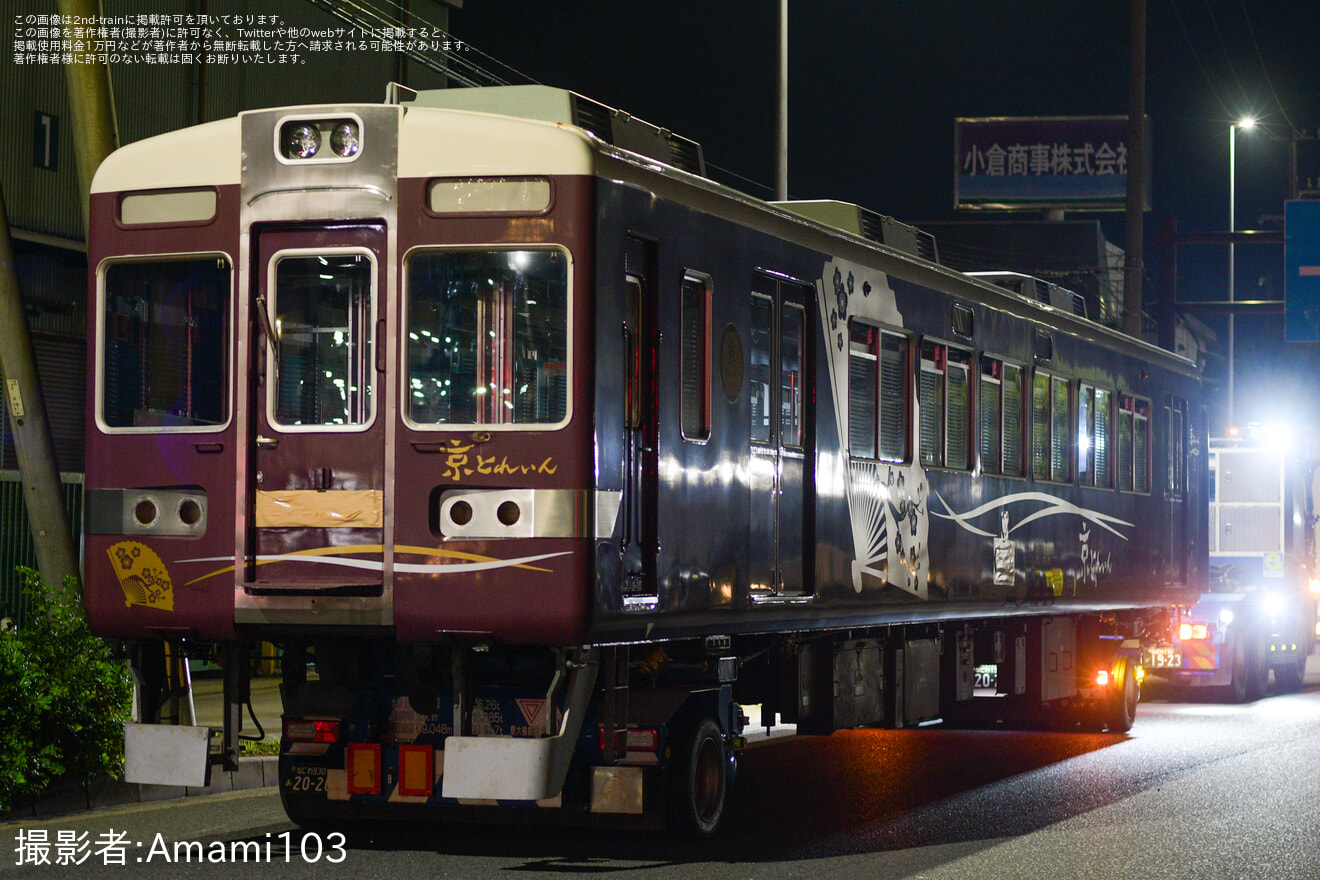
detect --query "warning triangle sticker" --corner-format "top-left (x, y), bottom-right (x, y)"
top-left (516, 699), bottom-right (546, 731)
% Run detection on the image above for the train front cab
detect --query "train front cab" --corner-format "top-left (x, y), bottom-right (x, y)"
top-left (82, 102), bottom-right (618, 796)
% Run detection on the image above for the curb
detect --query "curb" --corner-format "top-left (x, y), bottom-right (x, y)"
top-left (1, 756), bottom-right (279, 821)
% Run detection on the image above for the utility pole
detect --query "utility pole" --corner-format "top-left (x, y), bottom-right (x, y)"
top-left (0, 193), bottom-right (80, 597)
top-left (0, 0), bottom-right (120, 602)
top-left (60, 0), bottom-right (119, 231)
top-left (776, 0), bottom-right (788, 201)
top-left (1122, 0), bottom-right (1147, 340)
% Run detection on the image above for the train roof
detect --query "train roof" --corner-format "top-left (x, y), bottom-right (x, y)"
top-left (90, 85), bottom-right (1197, 378)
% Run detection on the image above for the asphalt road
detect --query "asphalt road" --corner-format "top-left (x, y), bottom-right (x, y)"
top-left (4, 669), bottom-right (1320, 880)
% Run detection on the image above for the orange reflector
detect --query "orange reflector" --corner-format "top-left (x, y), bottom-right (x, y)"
top-left (398, 744), bottom-right (435, 798)
top-left (346, 743), bottom-right (381, 795)
top-left (1095, 670), bottom-right (1110, 687)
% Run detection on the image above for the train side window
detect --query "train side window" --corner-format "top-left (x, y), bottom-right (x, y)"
top-left (919, 342), bottom-right (944, 468)
top-left (1166, 396), bottom-right (1186, 500)
top-left (848, 323), bottom-right (878, 458)
top-left (1032, 369), bottom-right (1072, 482)
top-left (979, 358), bottom-right (1002, 474)
top-left (1002, 362), bottom-right (1024, 476)
top-left (1118, 394), bottom-right (1151, 493)
top-left (749, 294), bottom-right (773, 443)
top-left (850, 321), bottom-right (913, 461)
top-left (919, 340), bottom-right (971, 470)
top-left (680, 273), bottom-right (712, 442)
top-left (848, 323), bottom-right (910, 463)
top-left (1078, 385), bottom-right (1114, 488)
top-left (946, 348), bottom-right (972, 469)
top-left (979, 356), bottom-right (1024, 477)
top-left (780, 302), bottom-right (805, 448)
top-left (404, 247), bottom-right (569, 428)
top-left (625, 277), bottom-right (642, 430)
top-left (100, 256), bottom-right (231, 430)
top-left (879, 332), bottom-right (910, 462)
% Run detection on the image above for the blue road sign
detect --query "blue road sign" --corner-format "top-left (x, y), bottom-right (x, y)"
top-left (1285, 200), bottom-right (1320, 342)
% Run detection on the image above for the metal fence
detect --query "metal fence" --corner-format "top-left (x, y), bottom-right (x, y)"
top-left (0, 471), bottom-right (84, 627)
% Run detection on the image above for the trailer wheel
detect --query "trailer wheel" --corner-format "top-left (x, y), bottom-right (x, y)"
top-left (669, 717), bottom-right (728, 838)
top-left (1227, 629), bottom-right (1250, 702)
top-left (279, 787), bottom-right (329, 833)
top-left (1247, 628), bottom-right (1270, 700)
top-left (1226, 626), bottom-right (1268, 703)
top-left (1105, 656), bottom-right (1139, 733)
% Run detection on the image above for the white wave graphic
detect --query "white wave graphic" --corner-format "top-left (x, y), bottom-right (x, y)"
top-left (930, 491), bottom-right (1132, 540)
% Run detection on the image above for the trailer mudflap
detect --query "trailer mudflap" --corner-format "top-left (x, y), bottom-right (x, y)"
top-left (123, 722), bottom-right (211, 787)
top-left (441, 646), bottom-right (599, 801)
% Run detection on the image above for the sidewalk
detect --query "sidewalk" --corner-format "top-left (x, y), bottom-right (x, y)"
top-left (1, 675), bottom-right (284, 821)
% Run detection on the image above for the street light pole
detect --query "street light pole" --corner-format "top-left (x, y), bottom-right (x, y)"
top-left (1228, 117), bottom-right (1255, 431)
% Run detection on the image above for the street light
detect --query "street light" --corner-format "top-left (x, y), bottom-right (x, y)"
top-left (1227, 116), bottom-right (1256, 429)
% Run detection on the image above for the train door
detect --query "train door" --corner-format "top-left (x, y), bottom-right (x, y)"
top-left (749, 275), bottom-right (812, 597)
top-left (622, 237), bottom-right (659, 606)
top-left (244, 224), bottom-right (387, 593)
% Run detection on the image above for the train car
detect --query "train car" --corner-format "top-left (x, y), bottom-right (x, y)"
top-left (83, 85), bottom-right (1206, 836)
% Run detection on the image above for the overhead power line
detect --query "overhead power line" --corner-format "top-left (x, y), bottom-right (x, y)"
top-left (1238, 2), bottom-right (1298, 136)
top-left (301, 0), bottom-right (535, 88)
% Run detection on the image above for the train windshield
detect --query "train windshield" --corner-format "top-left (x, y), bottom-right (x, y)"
top-left (99, 256), bottom-right (230, 429)
top-left (405, 248), bottom-right (569, 427)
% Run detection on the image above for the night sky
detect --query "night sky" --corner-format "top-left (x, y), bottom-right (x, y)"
top-left (451, 1), bottom-right (1320, 431)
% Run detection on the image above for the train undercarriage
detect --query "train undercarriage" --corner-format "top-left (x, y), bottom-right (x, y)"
top-left (186, 611), bottom-right (1148, 836)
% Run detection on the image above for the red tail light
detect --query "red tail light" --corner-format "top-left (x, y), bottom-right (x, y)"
top-left (283, 718), bottom-right (341, 743)
top-left (596, 725), bottom-right (661, 753)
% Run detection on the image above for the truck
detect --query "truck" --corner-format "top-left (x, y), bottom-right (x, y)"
top-left (1146, 427), bottom-right (1319, 699)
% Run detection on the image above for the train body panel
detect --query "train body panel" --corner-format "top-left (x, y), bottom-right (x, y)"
top-left (81, 87), bottom-right (1208, 834)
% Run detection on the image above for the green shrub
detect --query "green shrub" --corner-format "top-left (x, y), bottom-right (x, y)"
top-left (0, 568), bottom-right (133, 811)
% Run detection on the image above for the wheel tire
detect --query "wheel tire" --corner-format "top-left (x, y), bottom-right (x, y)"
top-left (279, 786), bottom-right (330, 833)
top-left (669, 717), bottom-right (728, 838)
top-left (1246, 627), bottom-right (1270, 700)
top-left (1275, 656), bottom-right (1306, 692)
top-left (1105, 656), bottom-right (1139, 733)
top-left (1227, 629), bottom-right (1251, 703)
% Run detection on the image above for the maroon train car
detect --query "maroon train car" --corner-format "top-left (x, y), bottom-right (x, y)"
top-left (84, 87), bottom-right (1205, 836)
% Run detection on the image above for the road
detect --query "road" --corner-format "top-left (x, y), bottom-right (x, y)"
top-left (4, 673), bottom-right (1320, 880)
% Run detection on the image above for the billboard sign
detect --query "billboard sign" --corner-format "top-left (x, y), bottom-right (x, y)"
top-left (955, 116), bottom-right (1148, 211)
top-left (1285, 200), bottom-right (1320, 343)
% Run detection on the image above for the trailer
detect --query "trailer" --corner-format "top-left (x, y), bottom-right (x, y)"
top-left (82, 86), bottom-right (1207, 836)
top-left (1146, 429), bottom-right (1318, 699)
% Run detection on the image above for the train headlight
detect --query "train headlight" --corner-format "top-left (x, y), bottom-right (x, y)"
top-left (281, 123), bottom-right (321, 159)
top-left (277, 116), bottom-right (364, 163)
top-left (330, 121), bottom-right (361, 158)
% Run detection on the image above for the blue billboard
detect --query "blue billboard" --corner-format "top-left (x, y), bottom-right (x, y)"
top-left (955, 116), bottom-right (1148, 211)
